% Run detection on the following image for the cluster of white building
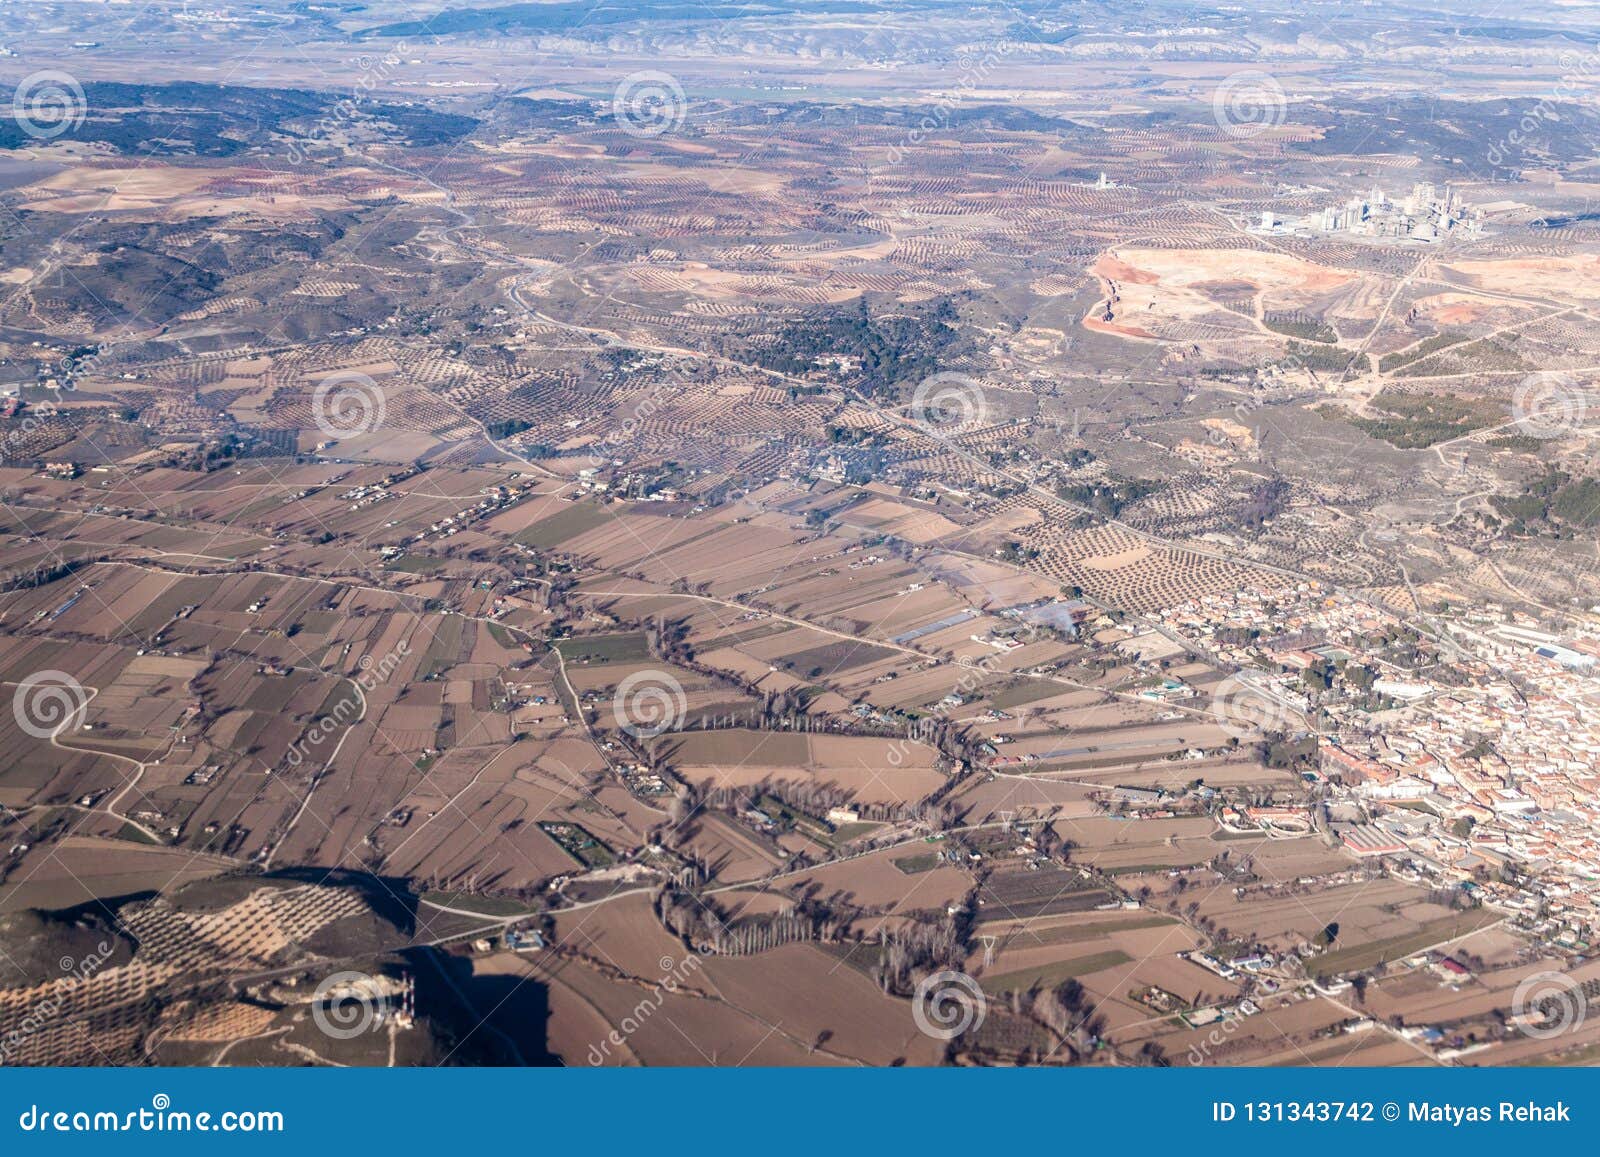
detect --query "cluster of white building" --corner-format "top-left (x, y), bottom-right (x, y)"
top-left (1157, 580), bottom-right (1600, 931)
top-left (1255, 182), bottom-right (1483, 243)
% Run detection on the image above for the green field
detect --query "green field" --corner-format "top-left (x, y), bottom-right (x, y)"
top-left (1105, 860), bottom-right (1209, 876)
top-left (1312, 908), bottom-right (1502, 975)
top-left (892, 853), bottom-right (943, 875)
top-left (420, 890), bottom-right (539, 918)
top-left (1263, 312), bottom-right (1338, 344)
top-left (1332, 389), bottom-right (1504, 449)
top-left (1377, 330), bottom-right (1467, 373)
top-left (538, 821), bottom-right (616, 868)
top-left (1516, 1040), bottom-right (1600, 1067)
top-left (384, 554), bottom-right (448, 574)
top-left (116, 822), bottom-right (165, 846)
top-left (990, 680), bottom-right (1071, 710)
top-left (831, 821), bottom-right (883, 843)
top-left (555, 632), bottom-right (651, 664)
top-left (980, 915), bottom-right (1174, 946)
top-left (513, 502), bottom-right (614, 548)
top-left (981, 950), bottom-right (1133, 993)
top-left (417, 615), bottom-right (466, 681)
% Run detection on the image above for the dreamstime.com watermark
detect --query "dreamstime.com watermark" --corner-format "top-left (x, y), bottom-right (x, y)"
top-left (310, 970), bottom-right (387, 1039)
top-left (311, 370), bottom-right (387, 441)
top-left (577, 359), bottom-right (691, 471)
top-left (1212, 70), bottom-right (1287, 140)
top-left (885, 616), bottom-right (1052, 768)
top-left (284, 642), bottom-right (409, 768)
top-left (10, 70), bottom-right (86, 141)
top-left (0, 940), bottom-right (118, 1065)
top-left (1209, 672), bottom-right (1301, 741)
top-left (17, 1095), bottom-right (283, 1134)
top-left (910, 371), bottom-right (989, 433)
top-left (912, 970), bottom-right (986, 1041)
top-left (1486, 47), bottom-right (1600, 169)
top-left (1512, 970), bottom-right (1587, 1040)
top-left (1206, 389), bottom-right (1266, 450)
top-left (1512, 371), bottom-right (1590, 440)
top-left (611, 70), bottom-right (687, 139)
top-left (585, 952), bottom-right (705, 1064)
top-left (885, 39), bottom-right (1018, 165)
top-left (0, 338), bottom-right (133, 456)
top-left (1185, 998), bottom-right (1260, 1065)
top-left (285, 44), bottom-right (413, 165)
top-left (612, 668), bottom-right (688, 739)
top-left (12, 669), bottom-right (88, 740)
top-left (3, 395), bottom-right (66, 453)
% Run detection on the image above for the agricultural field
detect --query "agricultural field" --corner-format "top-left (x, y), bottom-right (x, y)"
top-left (0, 0), bottom-right (1596, 1074)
